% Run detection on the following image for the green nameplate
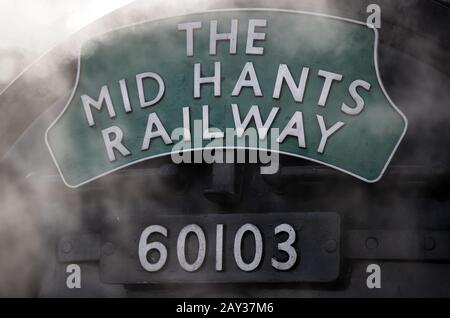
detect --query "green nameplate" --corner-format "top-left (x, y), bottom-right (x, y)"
top-left (46, 10), bottom-right (407, 187)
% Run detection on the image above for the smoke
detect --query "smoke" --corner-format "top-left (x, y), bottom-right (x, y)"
top-left (0, 0), bottom-right (449, 297)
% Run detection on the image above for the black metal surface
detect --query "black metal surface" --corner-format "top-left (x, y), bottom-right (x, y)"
top-left (100, 213), bottom-right (340, 284)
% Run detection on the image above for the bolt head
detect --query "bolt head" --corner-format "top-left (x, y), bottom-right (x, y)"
top-left (102, 242), bottom-right (115, 256)
top-left (61, 241), bottom-right (72, 254)
top-left (324, 239), bottom-right (337, 253)
top-left (366, 237), bottom-right (379, 250)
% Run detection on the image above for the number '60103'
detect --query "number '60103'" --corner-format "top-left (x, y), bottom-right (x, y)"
top-left (138, 223), bottom-right (298, 272)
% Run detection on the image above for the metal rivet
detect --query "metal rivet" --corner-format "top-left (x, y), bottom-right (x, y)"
top-left (103, 242), bottom-right (115, 256)
top-left (424, 236), bottom-right (436, 251)
top-left (366, 237), bottom-right (378, 250)
top-left (61, 241), bottom-right (72, 254)
top-left (324, 239), bottom-right (337, 253)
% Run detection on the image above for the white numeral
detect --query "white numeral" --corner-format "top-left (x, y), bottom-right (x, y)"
top-left (234, 223), bottom-right (263, 272)
top-left (139, 225), bottom-right (168, 272)
top-left (216, 224), bottom-right (224, 271)
top-left (271, 224), bottom-right (297, 270)
top-left (138, 222), bottom-right (299, 273)
top-left (177, 224), bottom-right (206, 272)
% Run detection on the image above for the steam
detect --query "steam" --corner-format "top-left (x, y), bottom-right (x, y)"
top-left (0, 0), bottom-right (448, 297)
